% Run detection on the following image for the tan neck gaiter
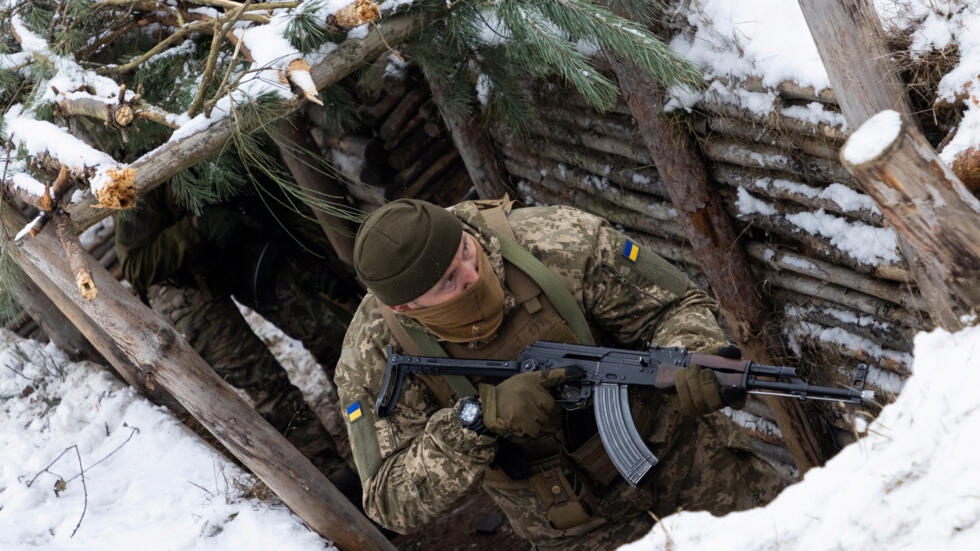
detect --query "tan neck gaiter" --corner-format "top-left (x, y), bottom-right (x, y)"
top-left (402, 241), bottom-right (505, 343)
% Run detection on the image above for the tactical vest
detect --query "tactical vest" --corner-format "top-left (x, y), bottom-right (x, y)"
top-left (379, 200), bottom-right (654, 535)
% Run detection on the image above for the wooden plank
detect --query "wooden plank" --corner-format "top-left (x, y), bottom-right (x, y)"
top-left (3, 208), bottom-right (394, 551)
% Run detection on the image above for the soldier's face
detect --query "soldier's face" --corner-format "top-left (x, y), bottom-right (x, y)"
top-left (399, 233), bottom-right (480, 310)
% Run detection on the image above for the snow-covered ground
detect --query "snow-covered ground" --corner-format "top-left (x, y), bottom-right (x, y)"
top-left (0, 328), bottom-right (334, 551)
top-left (3, 0), bottom-right (980, 550)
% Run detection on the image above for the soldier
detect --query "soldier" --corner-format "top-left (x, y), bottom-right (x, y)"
top-left (115, 183), bottom-right (363, 505)
top-left (336, 198), bottom-right (789, 550)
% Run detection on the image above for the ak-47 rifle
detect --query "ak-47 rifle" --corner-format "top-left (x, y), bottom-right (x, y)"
top-left (375, 341), bottom-right (874, 486)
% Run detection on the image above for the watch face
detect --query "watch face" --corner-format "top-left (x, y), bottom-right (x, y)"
top-left (459, 401), bottom-right (481, 425)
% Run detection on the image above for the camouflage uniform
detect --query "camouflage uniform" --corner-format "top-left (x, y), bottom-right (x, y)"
top-left (115, 185), bottom-right (361, 502)
top-left (336, 201), bottom-right (788, 549)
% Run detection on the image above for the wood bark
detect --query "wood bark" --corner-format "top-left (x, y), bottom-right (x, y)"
top-left (840, 115), bottom-right (980, 328)
top-left (63, 12), bottom-right (429, 232)
top-left (796, 0), bottom-right (916, 127)
top-left (425, 74), bottom-right (517, 200)
top-left (275, 115), bottom-right (358, 265)
top-left (611, 57), bottom-right (839, 471)
top-left (3, 207), bottom-right (394, 551)
top-left (797, 0), bottom-right (976, 330)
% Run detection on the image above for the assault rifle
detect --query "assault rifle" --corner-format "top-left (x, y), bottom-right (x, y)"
top-left (376, 341), bottom-right (874, 486)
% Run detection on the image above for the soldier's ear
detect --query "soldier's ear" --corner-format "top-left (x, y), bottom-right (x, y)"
top-left (389, 303), bottom-right (412, 313)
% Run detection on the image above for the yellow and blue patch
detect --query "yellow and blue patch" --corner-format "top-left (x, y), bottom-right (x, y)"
top-left (622, 239), bottom-right (639, 262)
top-left (346, 401), bottom-right (363, 423)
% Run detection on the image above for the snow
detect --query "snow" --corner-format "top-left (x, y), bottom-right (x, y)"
top-left (841, 109), bottom-right (903, 164)
top-left (621, 324), bottom-right (980, 551)
top-left (0, 330), bottom-right (334, 551)
top-left (4, 0), bottom-right (980, 550)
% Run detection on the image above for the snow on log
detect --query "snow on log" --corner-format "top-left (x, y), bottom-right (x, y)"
top-left (4, 111), bottom-right (135, 209)
top-left (841, 110), bottom-right (980, 327)
top-left (328, 0), bottom-right (381, 30)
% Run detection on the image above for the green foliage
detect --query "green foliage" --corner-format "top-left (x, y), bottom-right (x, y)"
top-left (316, 86), bottom-right (360, 135)
top-left (170, 152), bottom-right (249, 215)
top-left (285, 0), bottom-right (338, 54)
top-left (0, 237), bottom-right (25, 326)
top-left (409, 0), bottom-right (702, 129)
top-left (134, 41), bottom-right (200, 111)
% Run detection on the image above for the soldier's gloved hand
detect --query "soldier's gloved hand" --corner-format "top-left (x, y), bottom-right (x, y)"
top-left (675, 344), bottom-right (746, 416)
top-left (675, 363), bottom-right (726, 416)
top-left (478, 369), bottom-right (567, 440)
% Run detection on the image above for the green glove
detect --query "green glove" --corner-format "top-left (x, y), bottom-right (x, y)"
top-left (479, 369), bottom-right (567, 440)
top-left (675, 363), bottom-right (726, 416)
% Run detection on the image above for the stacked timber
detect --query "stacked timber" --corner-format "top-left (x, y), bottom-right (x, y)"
top-left (305, 55), bottom-right (473, 211)
top-left (490, 78), bottom-right (920, 418)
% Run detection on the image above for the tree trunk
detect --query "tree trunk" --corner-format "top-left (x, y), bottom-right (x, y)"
top-left (611, 58), bottom-right (840, 472)
top-left (424, 74), bottom-right (516, 200)
top-left (3, 208), bottom-right (394, 551)
top-left (796, 0), bottom-right (915, 127)
top-left (840, 112), bottom-right (980, 328)
top-left (275, 115), bottom-right (358, 265)
top-left (799, 0), bottom-right (980, 330)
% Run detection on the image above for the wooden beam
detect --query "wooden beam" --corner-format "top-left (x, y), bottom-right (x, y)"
top-left (3, 209), bottom-right (394, 551)
top-left (610, 56), bottom-right (840, 472)
top-left (63, 12), bottom-right (429, 232)
top-left (841, 111), bottom-right (980, 328)
top-left (796, 0), bottom-right (916, 128)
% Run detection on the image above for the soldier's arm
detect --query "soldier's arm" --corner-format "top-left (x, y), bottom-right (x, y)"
top-left (334, 300), bottom-right (497, 533)
top-left (115, 188), bottom-right (204, 292)
top-left (584, 222), bottom-right (728, 352)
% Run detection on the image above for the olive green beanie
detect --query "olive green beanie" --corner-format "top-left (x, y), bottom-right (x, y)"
top-left (353, 199), bottom-right (463, 306)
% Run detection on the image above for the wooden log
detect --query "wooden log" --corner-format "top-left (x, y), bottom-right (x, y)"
top-left (425, 73), bottom-right (516, 200)
top-left (711, 164), bottom-right (885, 227)
top-left (387, 121), bottom-right (440, 170)
top-left (771, 289), bottom-right (915, 354)
top-left (387, 148), bottom-right (460, 201)
top-left (731, 206), bottom-right (909, 281)
top-left (276, 116), bottom-right (359, 266)
top-left (378, 86), bottom-right (428, 144)
top-left (715, 75), bottom-right (838, 105)
top-left (501, 155), bottom-right (678, 224)
top-left (797, 0), bottom-right (916, 129)
top-left (708, 116), bottom-right (842, 161)
top-left (702, 135), bottom-right (857, 187)
top-left (612, 54), bottom-right (840, 471)
top-left (493, 127), bottom-right (667, 198)
top-left (840, 111), bottom-right (980, 329)
top-left (523, 115), bottom-right (654, 166)
top-left (64, 12), bottom-right (429, 232)
top-left (2, 207), bottom-right (395, 551)
top-left (508, 159), bottom-right (686, 241)
top-left (950, 146), bottom-right (980, 194)
top-left (744, 241), bottom-right (924, 312)
top-left (697, 92), bottom-right (849, 144)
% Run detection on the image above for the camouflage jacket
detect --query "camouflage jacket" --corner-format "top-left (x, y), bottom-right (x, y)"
top-left (335, 202), bottom-right (779, 549)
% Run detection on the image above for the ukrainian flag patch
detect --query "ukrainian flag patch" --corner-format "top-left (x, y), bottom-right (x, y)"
top-left (346, 401), bottom-right (363, 423)
top-left (622, 240), bottom-right (639, 262)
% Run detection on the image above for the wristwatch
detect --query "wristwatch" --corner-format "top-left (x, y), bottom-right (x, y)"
top-left (456, 396), bottom-right (489, 435)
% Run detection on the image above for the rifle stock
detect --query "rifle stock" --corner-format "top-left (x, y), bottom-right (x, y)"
top-left (376, 341), bottom-right (874, 485)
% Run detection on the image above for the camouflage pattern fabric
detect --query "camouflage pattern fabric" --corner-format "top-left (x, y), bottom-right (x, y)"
top-left (115, 186), bottom-right (361, 503)
top-left (335, 202), bottom-right (788, 549)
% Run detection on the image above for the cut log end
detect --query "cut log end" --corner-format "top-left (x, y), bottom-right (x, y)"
top-left (75, 271), bottom-right (98, 301)
top-left (328, 0), bottom-right (381, 30)
top-left (94, 167), bottom-right (137, 209)
top-left (840, 110), bottom-right (902, 167)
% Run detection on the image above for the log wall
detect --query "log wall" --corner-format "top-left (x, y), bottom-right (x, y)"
top-left (291, 56), bottom-right (931, 465)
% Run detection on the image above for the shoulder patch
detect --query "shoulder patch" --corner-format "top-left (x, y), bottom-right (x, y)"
top-left (622, 239), bottom-right (640, 262)
top-left (346, 401), bottom-right (363, 423)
